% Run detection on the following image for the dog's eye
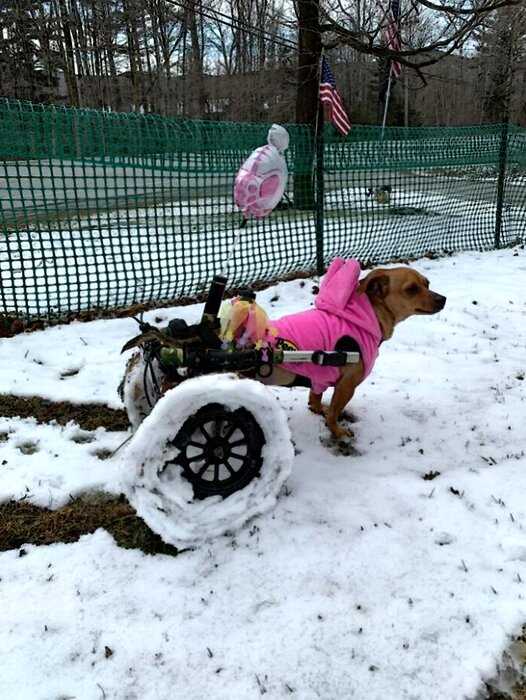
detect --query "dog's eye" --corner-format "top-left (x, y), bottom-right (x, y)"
top-left (406, 284), bottom-right (419, 296)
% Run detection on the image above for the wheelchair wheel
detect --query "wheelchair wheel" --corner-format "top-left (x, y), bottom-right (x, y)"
top-left (169, 402), bottom-right (265, 500)
top-left (121, 374), bottom-right (294, 547)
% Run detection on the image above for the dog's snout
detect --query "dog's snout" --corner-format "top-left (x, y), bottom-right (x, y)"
top-left (432, 292), bottom-right (446, 310)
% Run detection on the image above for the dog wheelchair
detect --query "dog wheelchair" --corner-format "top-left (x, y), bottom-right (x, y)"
top-left (119, 274), bottom-right (360, 547)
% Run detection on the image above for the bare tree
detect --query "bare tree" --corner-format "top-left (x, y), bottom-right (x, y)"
top-left (475, 3), bottom-right (526, 122)
top-left (1, 0), bottom-right (524, 126)
top-left (294, 0), bottom-right (525, 125)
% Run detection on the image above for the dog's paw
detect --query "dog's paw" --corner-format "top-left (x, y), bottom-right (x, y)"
top-left (320, 434), bottom-right (362, 457)
top-left (308, 402), bottom-right (327, 416)
top-left (338, 409), bottom-right (358, 424)
top-left (336, 438), bottom-right (362, 457)
top-left (328, 423), bottom-right (354, 440)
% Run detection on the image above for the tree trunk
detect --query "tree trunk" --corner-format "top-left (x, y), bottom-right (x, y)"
top-left (56, 0), bottom-right (80, 105)
top-left (187, 0), bottom-right (207, 118)
top-left (404, 71), bottom-right (409, 127)
top-left (101, 0), bottom-right (121, 111)
top-left (294, 0), bottom-right (321, 209)
top-left (122, 0), bottom-right (143, 111)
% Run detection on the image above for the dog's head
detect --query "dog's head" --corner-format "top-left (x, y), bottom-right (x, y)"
top-left (358, 267), bottom-right (446, 338)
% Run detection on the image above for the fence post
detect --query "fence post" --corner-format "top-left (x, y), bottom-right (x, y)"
top-left (315, 105), bottom-right (325, 275)
top-left (494, 120), bottom-right (509, 249)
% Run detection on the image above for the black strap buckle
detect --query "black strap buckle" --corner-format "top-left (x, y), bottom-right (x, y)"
top-left (311, 350), bottom-right (349, 367)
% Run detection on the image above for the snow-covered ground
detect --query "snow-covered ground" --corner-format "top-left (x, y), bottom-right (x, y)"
top-left (1, 247), bottom-right (526, 699)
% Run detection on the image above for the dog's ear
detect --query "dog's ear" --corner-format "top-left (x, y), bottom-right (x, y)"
top-left (358, 271), bottom-right (390, 299)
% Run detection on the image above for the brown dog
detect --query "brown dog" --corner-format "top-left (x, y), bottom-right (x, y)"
top-left (120, 266), bottom-right (445, 440)
top-left (261, 267), bottom-right (446, 440)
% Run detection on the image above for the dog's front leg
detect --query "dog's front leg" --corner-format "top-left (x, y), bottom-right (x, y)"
top-left (325, 364), bottom-right (363, 440)
top-left (308, 390), bottom-right (324, 415)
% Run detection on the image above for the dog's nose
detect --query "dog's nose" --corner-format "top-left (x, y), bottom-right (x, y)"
top-left (432, 293), bottom-right (446, 310)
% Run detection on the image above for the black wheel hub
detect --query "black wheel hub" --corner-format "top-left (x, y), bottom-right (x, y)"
top-left (162, 403), bottom-right (266, 500)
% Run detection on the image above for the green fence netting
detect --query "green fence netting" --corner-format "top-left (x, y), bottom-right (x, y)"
top-left (1, 98), bottom-right (525, 321)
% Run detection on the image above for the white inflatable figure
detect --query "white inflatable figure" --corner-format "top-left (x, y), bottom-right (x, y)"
top-left (234, 124), bottom-right (289, 219)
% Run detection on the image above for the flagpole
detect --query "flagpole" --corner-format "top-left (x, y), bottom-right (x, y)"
top-left (381, 0), bottom-right (402, 140)
top-left (381, 68), bottom-right (393, 141)
top-left (312, 48), bottom-right (325, 183)
top-left (314, 48), bottom-right (325, 276)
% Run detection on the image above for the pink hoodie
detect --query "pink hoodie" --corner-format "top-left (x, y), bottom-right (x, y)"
top-left (271, 258), bottom-right (382, 394)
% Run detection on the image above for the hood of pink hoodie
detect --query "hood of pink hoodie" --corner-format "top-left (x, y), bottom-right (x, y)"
top-left (271, 258), bottom-right (383, 394)
top-left (314, 258), bottom-right (382, 341)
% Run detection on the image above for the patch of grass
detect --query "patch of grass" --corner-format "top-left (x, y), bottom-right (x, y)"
top-left (0, 493), bottom-right (178, 556)
top-left (93, 448), bottom-right (114, 460)
top-left (483, 629), bottom-right (526, 700)
top-left (59, 367), bottom-right (81, 379)
top-left (16, 440), bottom-right (39, 455)
top-left (70, 431), bottom-right (96, 444)
top-left (422, 470), bottom-right (441, 481)
top-left (0, 394), bottom-right (128, 432)
top-left (485, 685), bottom-right (526, 700)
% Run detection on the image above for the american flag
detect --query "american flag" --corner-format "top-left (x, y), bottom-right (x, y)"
top-left (384, 0), bottom-right (402, 78)
top-left (319, 57), bottom-right (351, 136)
